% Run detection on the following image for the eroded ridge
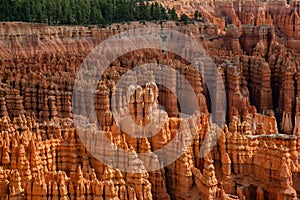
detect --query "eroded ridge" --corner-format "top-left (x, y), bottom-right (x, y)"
top-left (0, 10), bottom-right (299, 199)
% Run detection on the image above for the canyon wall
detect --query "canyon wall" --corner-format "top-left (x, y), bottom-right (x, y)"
top-left (0, 1), bottom-right (299, 198)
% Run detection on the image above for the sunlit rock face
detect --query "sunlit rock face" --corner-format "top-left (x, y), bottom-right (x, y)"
top-left (155, 0), bottom-right (300, 46)
top-left (0, 3), bottom-right (300, 198)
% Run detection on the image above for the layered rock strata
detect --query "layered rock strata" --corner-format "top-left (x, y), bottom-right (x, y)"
top-left (0, 5), bottom-right (299, 199)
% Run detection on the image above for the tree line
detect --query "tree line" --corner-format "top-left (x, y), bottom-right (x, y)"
top-left (0, 0), bottom-right (189, 26)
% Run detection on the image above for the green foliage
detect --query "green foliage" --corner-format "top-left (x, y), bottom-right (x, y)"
top-left (180, 13), bottom-right (189, 25)
top-left (0, 0), bottom-right (176, 26)
top-left (194, 10), bottom-right (199, 19)
top-left (168, 8), bottom-right (178, 20)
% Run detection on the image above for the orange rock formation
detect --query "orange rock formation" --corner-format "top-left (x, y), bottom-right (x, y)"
top-left (0, 1), bottom-right (300, 198)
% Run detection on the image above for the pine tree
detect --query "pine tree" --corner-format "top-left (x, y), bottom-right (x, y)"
top-left (194, 10), bottom-right (199, 19)
top-left (168, 8), bottom-right (177, 20)
top-left (0, 0), bottom-right (174, 26)
top-left (60, 0), bottom-right (72, 24)
top-left (152, 2), bottom-right (161, 20)
top-left (180, 13), bottom-right (189, 25)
